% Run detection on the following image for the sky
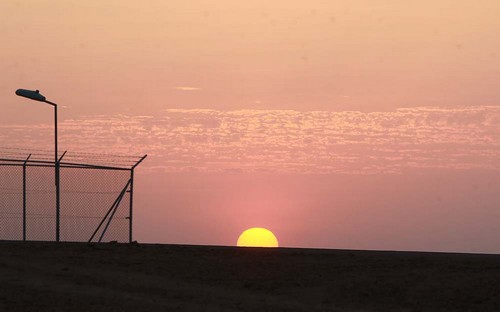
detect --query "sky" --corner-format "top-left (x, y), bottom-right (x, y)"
top-left (1, 0), bottom-right (500, 253)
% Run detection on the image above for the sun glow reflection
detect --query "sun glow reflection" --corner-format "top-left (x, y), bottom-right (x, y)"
top-left (237, 228), bottom-right (279, 248)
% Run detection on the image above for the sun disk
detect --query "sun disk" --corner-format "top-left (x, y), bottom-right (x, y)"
top-left (237, 227), bottom-right (279, 247)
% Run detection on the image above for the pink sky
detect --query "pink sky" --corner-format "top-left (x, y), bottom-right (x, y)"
top-left (1, 1), bottom-right (500, 252)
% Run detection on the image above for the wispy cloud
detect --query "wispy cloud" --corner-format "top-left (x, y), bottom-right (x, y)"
top-left (173, 86), bottom-right (201, 91)
top-left (2, 106), bottom-right (500, 174)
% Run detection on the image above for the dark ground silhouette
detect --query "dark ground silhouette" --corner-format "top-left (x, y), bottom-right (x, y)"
top-left (1, 241), bottom-right (499, 311)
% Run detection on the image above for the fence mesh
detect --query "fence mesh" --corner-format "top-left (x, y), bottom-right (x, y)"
top-left (0, 166), bottom-right (23, 241)
top-left (0, 149), bottom-right (145, 243)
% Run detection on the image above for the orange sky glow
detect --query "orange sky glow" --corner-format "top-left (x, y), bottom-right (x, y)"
top-left (1, 1), bottom-right (500, 252)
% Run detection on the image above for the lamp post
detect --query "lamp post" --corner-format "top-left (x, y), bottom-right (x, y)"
top-left (15, 89), bottom-right (61, 242)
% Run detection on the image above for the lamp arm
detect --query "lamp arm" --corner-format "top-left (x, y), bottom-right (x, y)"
top-left (44, 100), bottom-right (58, 107)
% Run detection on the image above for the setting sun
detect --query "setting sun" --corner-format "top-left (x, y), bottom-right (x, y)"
top-left (237, 228), bottom-right (279, 248)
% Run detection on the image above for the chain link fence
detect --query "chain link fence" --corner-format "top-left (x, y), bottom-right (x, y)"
top-left (0, 148), bottom-right (146, 243)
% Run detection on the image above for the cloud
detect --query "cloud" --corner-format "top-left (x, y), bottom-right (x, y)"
top-left (1, 106), bottom-right (500, 174)
top-left (173, 86), bottom-right (201, 91)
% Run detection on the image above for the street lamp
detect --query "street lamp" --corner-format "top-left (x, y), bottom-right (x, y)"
top-left (15, 89), bottom-right (61, 242)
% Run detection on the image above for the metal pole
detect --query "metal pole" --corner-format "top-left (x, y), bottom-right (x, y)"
top-left (129, 170), bottom-right (134, 243)
top-left (54, 105), bottom-right (60, 242)
top-left (23, 163), bottom-right (26, 241)
top-left (14, 90), bottom-right (61, 242)
top-left (128, 155), bottom-right (146, 244)
top-left (22, 154), bottom-right (31, 241)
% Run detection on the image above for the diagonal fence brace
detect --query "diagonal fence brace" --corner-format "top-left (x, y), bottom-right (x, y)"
top-left (88, 179), bottom-right (131, 243)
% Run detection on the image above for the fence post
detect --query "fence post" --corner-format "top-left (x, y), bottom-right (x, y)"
top-left (56, 151), bottom-right (66, 242)
top-left (23, 154), bottom-right (31, 241)
top-left (129, 169), bottom-right (134, 243)
top-left (128, 154), bottom-right (146, 243)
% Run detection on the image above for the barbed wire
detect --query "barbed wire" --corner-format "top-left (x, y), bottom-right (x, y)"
top-left (0, 187), bottom-right (122, 194)
top-left (0, 147), bottom-right (144, 169)
top-left (0, 211), bottom-right (127, 220)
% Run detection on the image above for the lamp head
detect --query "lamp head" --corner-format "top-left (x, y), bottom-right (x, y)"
top-left (16, 89), bottom-right (46, 102)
